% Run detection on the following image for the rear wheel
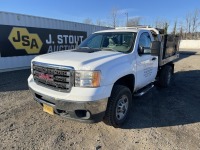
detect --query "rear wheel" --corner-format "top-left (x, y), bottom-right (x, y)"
top-left (157, 65), bottom-right (173, 88)
top-left (103, 85), bottom-right (132, 128)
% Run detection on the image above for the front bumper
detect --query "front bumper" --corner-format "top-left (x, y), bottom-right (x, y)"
top-left (30, 88), bottom-right (108, 123)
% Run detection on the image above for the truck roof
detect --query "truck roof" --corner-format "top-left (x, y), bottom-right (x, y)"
top-left (94, 28), bottom-right (139, 33)
top-left (94, 27), bottom-right (162, 35)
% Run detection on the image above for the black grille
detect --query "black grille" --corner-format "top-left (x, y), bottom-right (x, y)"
top-left (32, 63), bottom-right (73, 92)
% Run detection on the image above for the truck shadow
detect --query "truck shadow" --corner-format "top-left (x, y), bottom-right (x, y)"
top-left (0, 69), bottom-right (30, 92)
top-left (123, 70), bottom-right (200, 129)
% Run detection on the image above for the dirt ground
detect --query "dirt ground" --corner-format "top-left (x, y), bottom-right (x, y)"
top-left (0, 49), bottom-right (200, 150)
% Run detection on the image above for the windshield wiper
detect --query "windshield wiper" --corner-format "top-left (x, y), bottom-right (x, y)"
top-left (101, 48), bottom-right (118, 52)
top-left (79, 47), bottom-right (91, 49)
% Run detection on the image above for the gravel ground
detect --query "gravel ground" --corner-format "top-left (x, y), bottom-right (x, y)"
top-left (0, 49), bottom-right (200, 150)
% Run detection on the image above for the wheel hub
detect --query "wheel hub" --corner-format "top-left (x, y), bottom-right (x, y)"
top-left (116, 95), bottom-right (129, 120)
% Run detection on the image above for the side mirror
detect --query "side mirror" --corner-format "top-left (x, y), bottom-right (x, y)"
top-left (138, 46), bottom-right (144, 55)
top-left (151, 41), bottom-right (161, 56)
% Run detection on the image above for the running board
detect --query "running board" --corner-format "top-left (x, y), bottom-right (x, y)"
top-left (134, 84), bottom-right (154, 97)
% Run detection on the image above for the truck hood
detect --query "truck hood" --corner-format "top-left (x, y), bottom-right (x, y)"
top-left (33, 49), bottom-right (129, 70)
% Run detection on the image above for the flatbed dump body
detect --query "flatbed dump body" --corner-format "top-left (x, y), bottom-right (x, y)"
top-left (159, 34), bottom-right (179, 66)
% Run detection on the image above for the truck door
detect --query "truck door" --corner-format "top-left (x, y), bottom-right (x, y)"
top-left (136, 32), bottom-right (158, 89)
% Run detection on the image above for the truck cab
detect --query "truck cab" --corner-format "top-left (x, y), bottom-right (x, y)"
top-left (28, 27), bottom-right (179, 128)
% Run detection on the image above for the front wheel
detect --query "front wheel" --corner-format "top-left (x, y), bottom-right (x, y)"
top-left (103, 85), bottom-right (132, 128)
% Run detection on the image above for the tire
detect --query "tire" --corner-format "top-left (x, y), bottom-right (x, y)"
top-left (103, 85), bottom-right (132, 128)
top-left (157, 65), bottom-right (173, 88)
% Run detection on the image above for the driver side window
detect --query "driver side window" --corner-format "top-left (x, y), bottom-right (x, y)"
top-left (139, 32), bottom-right (152, 54)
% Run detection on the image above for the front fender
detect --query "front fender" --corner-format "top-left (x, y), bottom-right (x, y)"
top-left (99, 55), bottom-right (136, 87)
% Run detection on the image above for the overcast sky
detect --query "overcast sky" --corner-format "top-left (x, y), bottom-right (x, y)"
top-left (1, 0), bottom-right (200, 27)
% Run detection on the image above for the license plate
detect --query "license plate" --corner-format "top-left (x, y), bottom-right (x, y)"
top-left (43, 104), bottom-right (54, 115)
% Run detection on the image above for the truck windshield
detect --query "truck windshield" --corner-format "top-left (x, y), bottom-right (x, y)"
top-left (78, 32), bottom-right (136, 53)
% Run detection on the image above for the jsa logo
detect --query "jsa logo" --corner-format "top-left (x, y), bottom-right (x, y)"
top-left (8, 27), bottom-right (43, 54)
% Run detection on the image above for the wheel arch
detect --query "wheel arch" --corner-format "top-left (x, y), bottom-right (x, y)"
top-left (158, 62), bottom-right (174, 76)
top-left (112, 74), bottom-right (135, 93)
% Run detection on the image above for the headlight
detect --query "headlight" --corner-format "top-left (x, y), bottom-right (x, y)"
top-left (75, 71), bottom-right (101, 87)
top-left (31, 61), bottom-right (33, 74)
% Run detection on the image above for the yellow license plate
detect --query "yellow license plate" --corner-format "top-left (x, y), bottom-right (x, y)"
top-left (43, 104), bottom-right (54, 115)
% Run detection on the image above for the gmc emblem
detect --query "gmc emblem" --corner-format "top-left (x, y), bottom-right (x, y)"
top-left (38, 73), bottom-right (53, 81)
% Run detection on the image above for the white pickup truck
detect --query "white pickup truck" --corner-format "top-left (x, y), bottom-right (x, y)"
top-left (28, 26), bottom-right (179, 128)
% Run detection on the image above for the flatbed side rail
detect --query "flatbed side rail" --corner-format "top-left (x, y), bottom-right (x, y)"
top-left (159, 54), bottom-right (179, 66)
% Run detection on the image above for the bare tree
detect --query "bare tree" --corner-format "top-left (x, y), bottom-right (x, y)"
top-left (164, 22), bottom-right (169, 34)
top-left (83, 18), bottom-right (93, 25)
top-left (155, 19), bottom-right (163, 28)
top-left (192, 9), bottom-right (199, 33)
top-left (185, 13), bottom-right (192, 33)
top-left (96, 20), bottom-right (107, 26)
top-left (191, 9), bottom-right (200, 39)
top-left (96, 20), bottom-right (102, 26)
top-left (154, 18), bottom-right (169, 34)
top-left (184, 10), bottom-right (200, 39)
top-left (111, 8), bottom-right (119, 28)
top-left (177, 21), bottom-right (184, 39)
top-left (154, 18), bottom-right (168, 29)
top-left (172, 19), bottom-right (177, 35)
top-left (127, 17), bottom-right (141, 27)
top-left (179, 26), bottom-right (183, 39)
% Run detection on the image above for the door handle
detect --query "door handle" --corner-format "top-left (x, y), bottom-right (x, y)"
top-left (152, 57), bottom-right (157, 61)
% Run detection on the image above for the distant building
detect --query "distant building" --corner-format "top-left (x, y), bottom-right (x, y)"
top-left (0, 11), bottom-right (111, 72)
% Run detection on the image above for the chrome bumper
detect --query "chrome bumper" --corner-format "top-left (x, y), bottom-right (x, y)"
top-left (29, 87), bottom-right (108, 123)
